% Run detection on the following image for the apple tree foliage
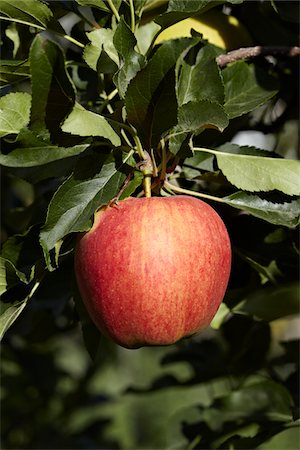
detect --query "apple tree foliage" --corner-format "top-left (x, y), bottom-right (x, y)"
top-left (1, 0), bottom-right (299, 448)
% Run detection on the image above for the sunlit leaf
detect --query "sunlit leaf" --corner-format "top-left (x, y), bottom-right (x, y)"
top-left (0, 92), bottom-right (31, 137)
top-left (61, 103), bottom-right (121, 146)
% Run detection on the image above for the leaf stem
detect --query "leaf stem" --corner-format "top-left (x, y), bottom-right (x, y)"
top-left (133, 134), bottom-right (147, 161)
top-left (159, 138), bottom-right (167, 181)
top-left (0, 16), bottom-right (85, 48)
top-left (164, 180), bottom-right (226, 203)
top-left (63, 34), bottom-right (85, 49)
top-left (107, 0), bottom-right (120, 22)
top-left (129, 0), bottom-right (136, 33)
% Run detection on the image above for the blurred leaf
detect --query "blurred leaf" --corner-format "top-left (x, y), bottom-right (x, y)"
top-left (113, 18), bottom-right (145, 98)
top-left (203, 378), bottom-right (293, 427)
top-left (0, 59), bottom-right (30, 87)
top-left (223, 61), bottom-right (278, 119)
top-left (0, 92), bottom-right (31, 137)
top-left (258, 426), bottom-right (300, 449)
top-left (0, 143), bottom-right (89, 167)
top-left (40, 152), bottom-right (133, 256)
top-left (83, 28), bottom-right (119, 71)
top-left (234, 282), bottom-right (299, 321)
top-left (0, 0), bottom-right (64, 33)
top-left (223, 192), bottom-right (300, 227)
top-left (210, 303), bottom-right (231, 330)
top-left (194, 147), bottom-right (300, 195)
top-left (73, 285), bottom-right (102, 361)
top-left (271, 1), bottom-right (300, 24)
top-left (61, 103), bottom-right (121, 146)
top-left (125, 37), bottom-right (196, 146)
top-left (169, 101), bottom-right (229, 155)
top-left (176, 44), bottom-right (224, 107)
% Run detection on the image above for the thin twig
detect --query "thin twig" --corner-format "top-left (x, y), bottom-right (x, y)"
top-left (216, 46), bottom-right (300, 67)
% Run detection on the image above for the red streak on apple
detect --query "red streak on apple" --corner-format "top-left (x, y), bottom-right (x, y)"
top-left (75, 196), bottom-right (231, 349)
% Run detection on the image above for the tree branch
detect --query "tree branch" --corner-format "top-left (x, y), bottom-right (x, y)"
top-left (216, 46), bottom-right (300, 67)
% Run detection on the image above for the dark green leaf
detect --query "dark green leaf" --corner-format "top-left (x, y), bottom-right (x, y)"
top-left (182, 152), bottom-right (214, 176)
top-left (234, 282), bottom-right (299, 321)
top-left (125, 37), bottom-right (197, 146)
top-left (113, 18), bottom-right (145, 98)
top-left (0, 144), bottom-right (89, 167)
top-left (40, 152), bottom-right (133, 255)
top-left (0, 59), bottom-right (30, 87)
top-left (223, 61), bottom-right (278, 119)
top-left (176, 44), bottom-right (224, 107)
top-left (155, 0), bottom-right (243, 29)
top-left (258, 426), bottom-right (300, 449)
top-left (75, 0), bottom-right (110, 12)
top-left (169, 100), bottom-right (229, 155)
top-left (0, 0), bottom-right (64, 33)
top-left (29, 35), bottom-right (75, 134)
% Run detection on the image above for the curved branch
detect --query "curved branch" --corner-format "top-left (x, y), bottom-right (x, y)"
top-left (216, 46), bottom-right (300, 67)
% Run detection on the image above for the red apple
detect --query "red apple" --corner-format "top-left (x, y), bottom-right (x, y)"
top-left (75, 195), bottom-right (231, 349)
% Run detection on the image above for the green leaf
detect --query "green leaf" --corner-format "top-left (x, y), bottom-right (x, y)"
top-left (5, 22), bottom-right (20, 58)
top-left (61, 103), bottom-right (121, 146)
top-left (155, 0), bottom-right (243, 29)
top-left (40, 152), bottom-right (133, 254)
top-left (29, 35), bottom-right (76, 133)
top-left (113, 18), bottom-right (145, 98)
top-left (234, 282), bottom-right (299, 321)
top-left (258, 426), bottom-right (300, 450)
top-left (0, 0), bottom-right (64, 33)
top-left (0, 59), bottom-right (30, 87)
top-left (75, 0), bottom-right (110, 12)
top-left (0, 144), bottom-right (90, 167)
top-left (169, 100), bottom-right (229, 155)
top-left (0, 299), bottom-right (28, 340)
top-left (223, 61), bottom-right (278, 119)
top-left (194, 147), bottom-right (300, 195)
top-left (0, 257), bottom-right (27, 296)
top-left (83, 28), bottom-right (119, 71)
top-left (0, 92), bottom-right (31, 137)
top-left (223, 192), bottom-right (300, 227)
top-left (125, 38), bottom-right (196, 146)
top-left (207, 378), bottom-right (293, 424)
top-left (176, 44), bottom-right (224, 107)
top-left (182, 152), bottom-right (215, 176)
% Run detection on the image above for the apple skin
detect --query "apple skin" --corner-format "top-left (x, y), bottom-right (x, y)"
top-left (155, 10), bottom-right (252, 50)
top-left (75, 196), bottom-right (231, 349)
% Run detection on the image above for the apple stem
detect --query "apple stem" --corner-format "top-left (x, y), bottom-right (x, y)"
top-left (139, 151), bottom-right (154, 198)
top-left (159, 139), bottom-right (167, 181)
top-left (164, 180), bottom-right (226, 204)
